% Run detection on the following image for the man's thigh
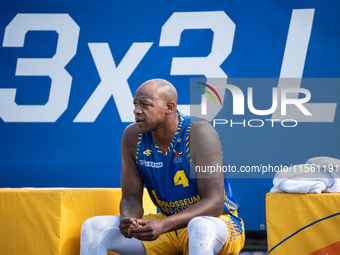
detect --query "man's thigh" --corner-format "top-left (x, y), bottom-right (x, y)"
top-left (217, 214), bottom-right (245, 255)
top-left (141, 213), bottom-right (245, 255)
top-left (141, 213), bottom-right (188, 255)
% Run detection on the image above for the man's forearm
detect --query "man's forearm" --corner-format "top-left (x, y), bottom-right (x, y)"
top-left (120, 197), bottom-right (144, 219)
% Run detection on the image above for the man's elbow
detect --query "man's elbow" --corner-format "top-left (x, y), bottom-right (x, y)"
top-left (210, 200), bottom-right (224, 217)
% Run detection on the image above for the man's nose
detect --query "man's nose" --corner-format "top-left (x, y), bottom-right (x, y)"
top-left (133, 105), bottom-right (142, 114)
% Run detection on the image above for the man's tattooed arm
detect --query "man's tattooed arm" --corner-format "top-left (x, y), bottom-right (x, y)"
top-left (120, 124), bottom-right (144, 219)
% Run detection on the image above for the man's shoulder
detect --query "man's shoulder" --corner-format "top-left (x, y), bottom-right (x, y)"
top-left (123, 123), bottom-right (139, 137)
top-left (178, 113), bottom-right (215, 137)
top-left (188, 118), bottom-right (219, 146)
top-left (187, 116), bottom-right (211, 131)
top-left (180, 113), bottom-right (208, 127)
top-left (121, 124), bottom-right (140, 152)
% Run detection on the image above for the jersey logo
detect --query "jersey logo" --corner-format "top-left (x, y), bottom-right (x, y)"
top-left (139, 160), bottom-right (163, 168)
top-left (173, 149), bottom-right (183, 163)
top-left (174, 170), bottom-right (189, 187)
top-left (143, 149), bottom-right (152, 156)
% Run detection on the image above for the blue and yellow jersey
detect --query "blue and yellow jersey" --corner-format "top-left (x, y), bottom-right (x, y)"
top-left (136, 112), bottom-right (239, 216)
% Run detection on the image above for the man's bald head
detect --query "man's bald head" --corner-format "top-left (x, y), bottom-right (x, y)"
top-left (136, 79), bottom-right (177, 105)
top-left (133, 79), bottom-right (178, 133)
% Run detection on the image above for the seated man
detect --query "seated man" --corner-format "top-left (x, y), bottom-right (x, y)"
top-left (80, 79), bottom-right (245, 255)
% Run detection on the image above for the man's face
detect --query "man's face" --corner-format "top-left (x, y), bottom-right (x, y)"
top-left (133, 87), bottom-right (167, 133)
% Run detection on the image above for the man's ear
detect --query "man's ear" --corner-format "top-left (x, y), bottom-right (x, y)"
top-left (166, 101), bottom-right (176, 114)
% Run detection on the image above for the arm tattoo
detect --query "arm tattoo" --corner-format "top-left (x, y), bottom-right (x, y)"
top-left (128, 159), bottom-right (141, 177)
top-left (191, 126), bottom-right (222, 166)
top-left (121, 177), bottom-right (129, 186)
top-left (124, 137), bottom-right (136, 150)
top-left (204, 179), bottom-right (224, 192)
top-left (130, 182), bottom-right (143, 200)
top-left (120, 200), bottom-right (138, 215)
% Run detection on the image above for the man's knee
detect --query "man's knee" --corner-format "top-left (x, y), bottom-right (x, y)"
top-left (187, 216), bottom-right (229, 255)
top-left (188, 216), bottom-right (210, 228)
top-left (81, 216), bottom-right (121, 236)
top-left (187, 216), bottom-right (212, 235)
top-left (187, 216), bottom-right (229, 242)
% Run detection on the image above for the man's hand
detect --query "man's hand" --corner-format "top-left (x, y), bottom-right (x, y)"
top-left (119, 217), bottom-right (139, 238)
top-left (129, 219), bottom-right (165, 241)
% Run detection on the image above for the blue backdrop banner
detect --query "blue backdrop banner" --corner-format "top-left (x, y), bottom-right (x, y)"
top-left (0, 0), bottom-right (339, 230)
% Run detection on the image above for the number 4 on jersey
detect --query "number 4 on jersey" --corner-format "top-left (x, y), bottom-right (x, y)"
top-left (174, 170), bottom-right (189, 187)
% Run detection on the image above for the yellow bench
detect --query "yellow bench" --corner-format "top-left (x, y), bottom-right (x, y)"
top-left (0, 188), bottom-right (156, 255)
top-left (266, 192), bottom-right (340, 254)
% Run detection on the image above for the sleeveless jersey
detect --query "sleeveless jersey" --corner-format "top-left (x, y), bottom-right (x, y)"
top-left (136, 112), bottom-right (239, 216)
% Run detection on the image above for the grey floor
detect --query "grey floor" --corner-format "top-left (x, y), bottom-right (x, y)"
top-left (240, 230), bottom-right (267, 254)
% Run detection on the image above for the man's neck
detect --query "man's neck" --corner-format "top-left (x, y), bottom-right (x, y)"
top-left (152, 113), bottom-right (179, 154)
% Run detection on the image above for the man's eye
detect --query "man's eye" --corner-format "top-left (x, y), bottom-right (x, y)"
top-left (133, 102), bottom-right (148, 107)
